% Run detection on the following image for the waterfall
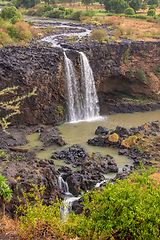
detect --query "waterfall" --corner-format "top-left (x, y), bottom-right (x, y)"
top-left (58, 175), bottom-right (80, 220)
top-left (64, 52), bottom-right (100, 122)
top-left (64, 52), bottom-right (83, 122)
top-left (80, 52), bottom-right (100, 120)
top-left (60, 196), bottom-right (80, 221)
top-left (58, 175), bottom-right (70, 195)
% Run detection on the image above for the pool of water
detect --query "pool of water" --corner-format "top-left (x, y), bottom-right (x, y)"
top-left (23, 110), bottom-right (160, 173)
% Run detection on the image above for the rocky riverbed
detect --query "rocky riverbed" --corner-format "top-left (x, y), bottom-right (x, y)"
top-left (0, 20), bottom-right (160, 219)
top-left (0, 119), bottom-right (159, 218)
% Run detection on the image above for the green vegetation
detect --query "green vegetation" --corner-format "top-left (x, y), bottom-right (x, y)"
top-left (15, 166), bottom-right (160, 240)
top-left (0, 6), bottom-right (41, 46)
top-left (147, 8), bottom-right (156, 16)
top-left (124, 7), bottom-right (135, 15)
top-left (0, 169), bottom-right (12, 217)
top-left (16, 184), bottom-right (62, 239)
top-left (90, 27), bottom-right (108, 42)
top-left (12, 0), bottom-right (41, 9)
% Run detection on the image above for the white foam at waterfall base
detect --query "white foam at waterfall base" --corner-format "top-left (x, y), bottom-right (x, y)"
top-left (64, 51), bottom-right (100, 122)
top-left (60, 196), bottom-right (80, 221)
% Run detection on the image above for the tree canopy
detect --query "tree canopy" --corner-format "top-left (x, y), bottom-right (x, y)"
top-left (11, 0), bottom-right (41, 9)
top-left (103, 0), bottom-right (143, 13)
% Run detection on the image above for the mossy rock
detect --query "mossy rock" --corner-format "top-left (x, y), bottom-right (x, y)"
top-left (108, 133), bottom-right (119, 143)
top-left (121, 135), bottom-right (137, 148)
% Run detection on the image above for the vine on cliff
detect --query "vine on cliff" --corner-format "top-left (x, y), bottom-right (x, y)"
top-left (0, 86), bottom-right (37, 133)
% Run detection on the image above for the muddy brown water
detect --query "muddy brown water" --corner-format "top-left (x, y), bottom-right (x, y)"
top-left (22, 110), bottom-right (160, 175)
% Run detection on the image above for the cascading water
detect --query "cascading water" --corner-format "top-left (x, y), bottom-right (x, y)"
top-left (58, 175), bottom-right (70, 194)
top-left (80, 52), bottom-right (100, 120)
top-left (64, 52), bottom-right (83, 122)
top-left (58, 175), bottom-right (80, 220)
top-left (64, 51), bottom-right (100, 122)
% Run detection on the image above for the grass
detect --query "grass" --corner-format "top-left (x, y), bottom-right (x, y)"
top-left (59, 3), bottom-right (160, 41)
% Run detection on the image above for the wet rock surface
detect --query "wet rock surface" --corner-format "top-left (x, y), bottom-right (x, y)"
top-left (88, 120), bottom-right (160, 166)
top-left (55, 146), bottom-right (118, 196)
top-left (39, 127), bottom-right (66, 147)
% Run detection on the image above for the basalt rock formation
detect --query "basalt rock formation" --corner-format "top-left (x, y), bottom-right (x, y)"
top-left (0, 37), bottom-right (160, 126)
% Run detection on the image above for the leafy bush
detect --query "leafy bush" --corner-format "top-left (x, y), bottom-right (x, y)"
top-left (10, 12), bottom-right (22, 24)
top-left (90, 27), bottom-right (108, 42)
top-left (65, 8), bottom-right (74, 15)
top-left (65, 166), bottom-right (160, 240)
top-left (124, 7), bottom-right (135, 15)
top-left (84, 9), bottom-right (95, 18)
top-left (7, 21), bottom-right (39, 41)
top-left (70, 10), bottom-right (82, 20)
top-left (16, 185), bottom-right (62, 239)
top-left (147, 8), bottom-right (156, 16)
top-left (0, 171), bottom-right (12, 217)
top-left (58, 5), bottom-right (65, 11)
top-left (0, 28), bottom-right (13, 45)
top-left (45, 9), bottom-right (65, 19)
top-left (0, 6), bottom-right (18, 19)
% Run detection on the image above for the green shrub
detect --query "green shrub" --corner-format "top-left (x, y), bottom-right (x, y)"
top-left (65, 8), bottom-right (74, 15)
top-left (65, 166), bottom-right (160, 240)
top-left (58, 5), bottom-right (65, 11)
top-left (0, 170), bottom-right (12, 217)
top-left (0, 28), bottom-right (13, 45)
top-left (147, 9), bottom-right (156, 16)
top-left (45, 9), bottom-right (65, 19)
top-left (124, 7), bottom-right (135, 15)
top-left (149, 4), bottom-right (156, 9)
top-left (10, 12), bottom-right (22, 24)
top-left (70, 10), bottom-right (82, 20)
top-left (84, 9), bottom-right (95, 18)
top-left (0, 6), bottom-right (18, 19)
top-left (16, 185), bottom-right (62, 239)
top-left (90, 27), bottom-right (108, 42)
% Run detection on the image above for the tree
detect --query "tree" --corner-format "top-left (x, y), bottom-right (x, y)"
top-left (0, 172), bottom-right (12, 217)
top-left (148, 0), bottom-right (158, 5)
top-left (141, 3), bottom-right (147, 11)
top-left (104, 0), bottom-right (129, 13)
top-left (12, 0), bottom-right (41, 9)
top-left (0, 6), bottom-right (18, 19)
top-left (129, 0), bottom-right (142, 13)
top-left (82, 0), bottom-right (93, 10)
top-left (0, 86), bottom-right (37, 133)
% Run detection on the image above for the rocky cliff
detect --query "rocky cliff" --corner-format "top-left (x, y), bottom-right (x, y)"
top-left (0, 40), bottom-right (160, 126)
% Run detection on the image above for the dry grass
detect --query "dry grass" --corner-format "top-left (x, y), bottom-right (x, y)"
top-left (0, 216), bottom-right (17, 236)
top-left (60, 3), bottom-right (160, 41)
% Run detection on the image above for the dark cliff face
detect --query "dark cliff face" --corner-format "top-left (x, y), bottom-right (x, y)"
top-left (0, 41), bottom-right (160, 126)
top-left (0, 44), bottom-right (66, 125)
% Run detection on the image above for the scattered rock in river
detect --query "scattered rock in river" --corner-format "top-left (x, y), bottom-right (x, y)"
top-left (39, 127), bottom-right (66, 147)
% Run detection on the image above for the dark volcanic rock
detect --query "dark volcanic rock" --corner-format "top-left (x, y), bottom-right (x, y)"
top-left (51, 144), bottom-right (86, 167)
top-left (95, 126), bottom-right (109, 135)
top-left (39, 127), bottom-right (66, 147)
top-left (1, 156), bottom-right (62, 217)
